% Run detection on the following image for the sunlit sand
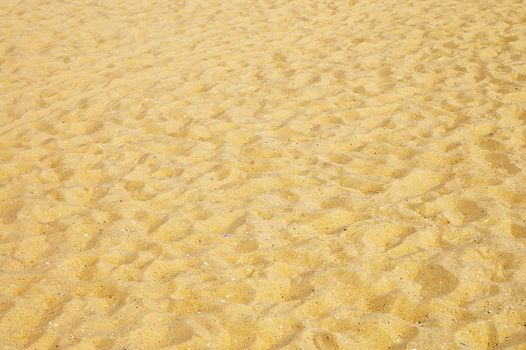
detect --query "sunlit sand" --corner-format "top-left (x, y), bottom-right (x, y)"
top-left (1, 0), bottom-right (526, 349)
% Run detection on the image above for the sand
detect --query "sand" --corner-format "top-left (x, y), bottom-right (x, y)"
top-left (1, 0), bottom-right (526, 349)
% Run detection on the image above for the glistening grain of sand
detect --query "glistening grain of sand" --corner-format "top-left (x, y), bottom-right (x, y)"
top-left (1, 0), bottom-right (526, 349)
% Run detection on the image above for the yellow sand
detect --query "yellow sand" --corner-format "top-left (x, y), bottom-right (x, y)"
top-left (1, 0), bottom-right (526, 349)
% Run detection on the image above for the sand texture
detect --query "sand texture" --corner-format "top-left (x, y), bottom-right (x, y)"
top-left (1, 0), bottom-right (526, 349)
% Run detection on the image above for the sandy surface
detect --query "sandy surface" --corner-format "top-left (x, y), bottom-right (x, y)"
top-left (1, 0), bottom-right (526, 349)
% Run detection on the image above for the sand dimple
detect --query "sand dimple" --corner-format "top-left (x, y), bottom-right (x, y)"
top-left (1, 0), bottom-right (526, 349)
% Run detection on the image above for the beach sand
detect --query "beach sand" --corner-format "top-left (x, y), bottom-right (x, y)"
top-left (1, 0), bottom-right (526, 349)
